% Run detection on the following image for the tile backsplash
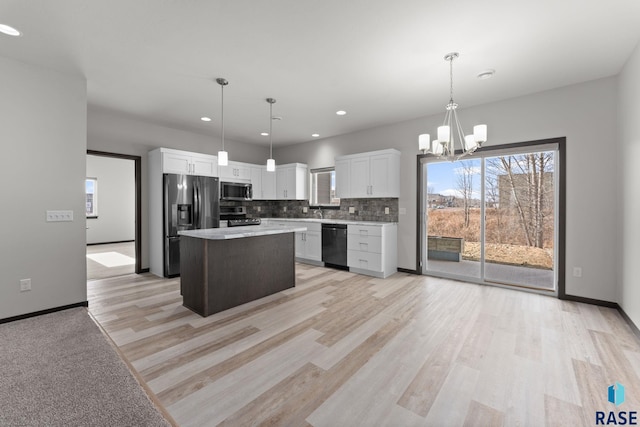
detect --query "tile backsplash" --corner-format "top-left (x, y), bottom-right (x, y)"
top-left (221, 198), bottom-right (398, 222)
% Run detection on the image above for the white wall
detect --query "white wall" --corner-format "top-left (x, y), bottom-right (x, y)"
top-left (618, 41), bottom-right (640, 328)
top-left (276, 77), bottom-right (619, 303)
top-left (0, 56), bottom-right (87, 320)
top-left (86, 155), bottom-right (135, 244)
top-left (87, 106), bottom-right (270, 269)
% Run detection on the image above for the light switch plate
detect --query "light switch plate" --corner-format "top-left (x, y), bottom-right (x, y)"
top-left (46, 210), bottom-right (74, 222)
top-left (385, 207), bottom-right (390, 214)
top-left (349, 207), bottom-right (355, 214)
top-left (302, 207), bottom-right (308, 213)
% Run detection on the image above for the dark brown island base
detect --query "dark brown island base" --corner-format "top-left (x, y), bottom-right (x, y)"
top-left (179, 225), bottom-right (307, 317)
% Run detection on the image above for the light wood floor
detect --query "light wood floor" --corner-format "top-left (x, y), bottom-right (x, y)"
top-left (87, 264), bottom-right (640, 426)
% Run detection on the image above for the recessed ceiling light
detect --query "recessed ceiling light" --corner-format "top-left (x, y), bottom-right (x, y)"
top-left (312, 134), bottom-right (320, 138)
top-left (0, 24), bottom-right (21, 37)
top-left (477, 69), bottom-right (495, 80)
top-left (201, 116), bottom-right (212, 122)
top-left (261, 132), bottom-right (269, 136)
top-left (336, 110), bottom-right (347, 116)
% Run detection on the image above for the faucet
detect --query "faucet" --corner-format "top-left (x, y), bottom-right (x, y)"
top-left (314, 207), bottom-right (323, 219)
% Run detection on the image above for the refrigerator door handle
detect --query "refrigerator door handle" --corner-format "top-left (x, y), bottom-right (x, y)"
top-left (195, 181), bottom-right (201, 227)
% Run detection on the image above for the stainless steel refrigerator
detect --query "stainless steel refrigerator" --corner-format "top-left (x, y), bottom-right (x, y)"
top-left (164, 173), bottom-right (220, 277)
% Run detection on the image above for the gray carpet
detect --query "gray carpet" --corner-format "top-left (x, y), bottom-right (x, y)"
top-left (0, 307), bottom-right (171, 427)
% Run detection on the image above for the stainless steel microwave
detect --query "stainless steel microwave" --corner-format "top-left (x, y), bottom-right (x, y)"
top-left (220, 181), bottom-right (252, 201)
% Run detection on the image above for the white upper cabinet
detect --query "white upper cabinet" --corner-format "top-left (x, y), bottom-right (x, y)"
top-left (250, 166), bottom-right (263, 200)
top-left (219, 161), bottom-right (252, 182)
top-left (276, 163), bottom-right (308, 200)
top-left (334, 158), bottom-right (351, 198)
top-left (335, 149), bottom-right (400, 198)
top-left (261, 168), bottom-right (277, 200)
top-left (161, 148), bottom-right (218, 177)
top-left (250, 165), bottom-right (277, 200)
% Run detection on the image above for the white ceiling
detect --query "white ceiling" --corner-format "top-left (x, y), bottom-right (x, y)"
top-left (1, 0), bottom-right (639, 146)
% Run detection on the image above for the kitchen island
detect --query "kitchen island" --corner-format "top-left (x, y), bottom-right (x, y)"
top-left (179, 225), bottom-right (306, 317)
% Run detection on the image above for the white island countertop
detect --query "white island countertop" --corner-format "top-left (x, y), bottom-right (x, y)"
top-left (179, 225), bottom-right (307, 240)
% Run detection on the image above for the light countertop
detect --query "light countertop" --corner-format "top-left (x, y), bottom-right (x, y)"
top-left (263, 218), bottom-right (396, 226)
top-left (179, 225), bottom-right (307, 240)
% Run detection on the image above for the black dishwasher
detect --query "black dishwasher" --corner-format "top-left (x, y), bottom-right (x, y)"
top-left (322, 223), bottom-right (348, 269)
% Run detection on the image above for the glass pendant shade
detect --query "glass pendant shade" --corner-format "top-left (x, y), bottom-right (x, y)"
top-left (474, 124), bottom-right (487, 143)
top-left (217, 150), bottom-right (228, 166)
top-left (419, 134), bottom-right (430, 151)
top-left (437, 125), bottom-right (450, 143)
top-left (432, 140), bottom-right (444, 155)
top-left (266, 158), bottom-right (275, 172)
top-left (464, 135), bottom-right (476, 151)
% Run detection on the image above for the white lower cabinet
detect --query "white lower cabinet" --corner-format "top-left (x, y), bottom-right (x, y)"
top-left (347, 223), bottom-right (397, 278)
top-left (263, 219), bottom-right (397, 276)
top-left (292, 222), bottom-right (322, 263)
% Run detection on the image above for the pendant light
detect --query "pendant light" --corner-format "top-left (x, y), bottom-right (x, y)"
top-left (216, 78), bottom-right (229, 166)
top-left (266, 98), bottom-right (276, 172)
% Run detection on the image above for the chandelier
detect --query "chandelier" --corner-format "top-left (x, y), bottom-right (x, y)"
top-left (419, 52), bottom-right (487, 161)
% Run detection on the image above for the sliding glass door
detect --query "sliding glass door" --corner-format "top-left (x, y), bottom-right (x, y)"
top-left (425, 159), bottom-right (482, 280)
top-left (420, 142), bottom-right (559, 292)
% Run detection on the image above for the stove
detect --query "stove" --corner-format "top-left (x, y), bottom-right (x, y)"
top-left (227, 218), bottom-right (262, 227)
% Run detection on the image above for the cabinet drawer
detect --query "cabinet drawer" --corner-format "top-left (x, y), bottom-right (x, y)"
top-left (348, 250), bottom-right (382, 272)
top-left (347, 224), bottom-right (383, 237)
top-left (347, 235), bottom-right (382, 253)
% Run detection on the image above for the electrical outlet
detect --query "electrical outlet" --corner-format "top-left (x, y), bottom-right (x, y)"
top-left (20, 278), bottom-right (31, 292)
top-left (283, 206), bottom-right (287, 212)
top-left (349, 207), bottom-right (355, 214)
top-left (573, 267), bottom-right (582, 278)
top-left (302, 207), bottom-right (308, 213)
top-left (385, 207), bottom-right (390, 214)
top-left (257, 206), bottom-right (261, 212)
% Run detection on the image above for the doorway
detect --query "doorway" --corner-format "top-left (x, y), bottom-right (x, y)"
top-left (418, 138), bottom-right (565, 294)
top-left (86, 150), bottom-right (142, 280)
